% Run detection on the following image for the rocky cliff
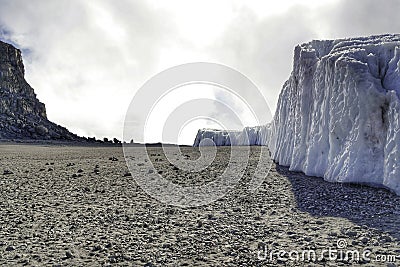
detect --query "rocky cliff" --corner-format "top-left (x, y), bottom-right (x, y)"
top-left (0, 40), bottom-right (84, 141)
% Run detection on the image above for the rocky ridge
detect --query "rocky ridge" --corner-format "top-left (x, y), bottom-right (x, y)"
top-left (0, 40), bottom-right (84, 141)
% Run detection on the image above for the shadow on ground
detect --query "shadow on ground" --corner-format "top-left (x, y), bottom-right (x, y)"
top-left (276, 165), bottom-right (400, 241)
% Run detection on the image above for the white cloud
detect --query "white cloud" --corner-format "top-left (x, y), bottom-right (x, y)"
top-left (0, 0), bottom-right (175, 139)
top-left (0, 0), bottom-right (398, 144)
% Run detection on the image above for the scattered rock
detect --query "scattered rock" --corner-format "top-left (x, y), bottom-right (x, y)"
top-left (380, 236), bottom-right (392, 243)
top-left (65, 251), bottom-right (73, 259)
top-left (5, 245), bottom-right (15, 251)
top-left (92, 245), bottom-right (103, 251)
top-left (346, 231), bottom-right (358, 237)
top-left (360, 237), bottom-right (369, 244)
top-left (1, 145), bottom-right (399, 266)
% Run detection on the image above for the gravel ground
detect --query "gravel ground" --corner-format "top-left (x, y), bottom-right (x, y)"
top-left (0, 144), bottom-right (399, 266)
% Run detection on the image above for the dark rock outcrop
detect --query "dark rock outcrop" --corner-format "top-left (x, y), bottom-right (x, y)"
top-left (0, 40), bottom-right (85, 141)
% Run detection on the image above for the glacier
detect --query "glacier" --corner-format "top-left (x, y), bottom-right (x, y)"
top-left (194, 34), bottom-right (400, 195)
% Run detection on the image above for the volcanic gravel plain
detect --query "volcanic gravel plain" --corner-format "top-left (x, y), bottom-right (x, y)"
top-left (0, 144), bottom-right (399, 266)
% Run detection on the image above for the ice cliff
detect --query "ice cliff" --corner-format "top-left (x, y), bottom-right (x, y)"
top-left (194, 34), bottom-right (400, 195)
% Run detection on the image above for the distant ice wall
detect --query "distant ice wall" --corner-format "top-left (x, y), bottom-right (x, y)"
top-left (193, 125), bottom-right (270, 147)
top-left (194, 34), bottom-right (400, 195)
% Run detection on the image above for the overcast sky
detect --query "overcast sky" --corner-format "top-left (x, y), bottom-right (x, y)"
top-left (0, 0), bottom-right (399, 144)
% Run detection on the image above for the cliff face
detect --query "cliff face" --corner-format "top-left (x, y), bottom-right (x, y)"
top-left (0, 40), bottom-right (83, 141)
top-left (194, 34), bottom-right (400, 195)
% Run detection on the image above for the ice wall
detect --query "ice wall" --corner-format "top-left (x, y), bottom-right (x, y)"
top-left (193, 126), bottom-right (270, 147)
top-left (194, 34), bottom-right (400, 195)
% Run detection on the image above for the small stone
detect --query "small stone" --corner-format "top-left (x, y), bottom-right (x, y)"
top-left (92, 245), bottom-right (103, 251)
top-left (77, 169), bottom-right (83, 173)
top-left (123, 172), bottom-right (131, 177)
top-left (108, 256), bottom-right (116, 263)
top-left (65, 251), bottom-right (73, 259)
top-left (5, 245), bottom-right (15, 251)
top-left (3, 170), bottom-right (13, 175)
top-left (162, 243), bottom-right (171, 249)
top-left (380, 236), bottom-right (392, 243)
top-left (346, 231), bottom-right (358, 237)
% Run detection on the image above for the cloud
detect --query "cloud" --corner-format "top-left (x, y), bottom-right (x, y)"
top-left (208, 0), bottom-right (400, 114)
top-left (0, 0), bottom-right (175, 139)
top-left (322, 0), bottom-right (400, 38)
top-left (208, 5), bottom-right (319, 114)
top-left (0, 0), bottom-right (398, 143)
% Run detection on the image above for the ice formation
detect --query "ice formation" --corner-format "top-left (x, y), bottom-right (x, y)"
top-left (194, 34), bottom-right (400, 195)
top-left (193, 126), bottom-right (269, 147)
